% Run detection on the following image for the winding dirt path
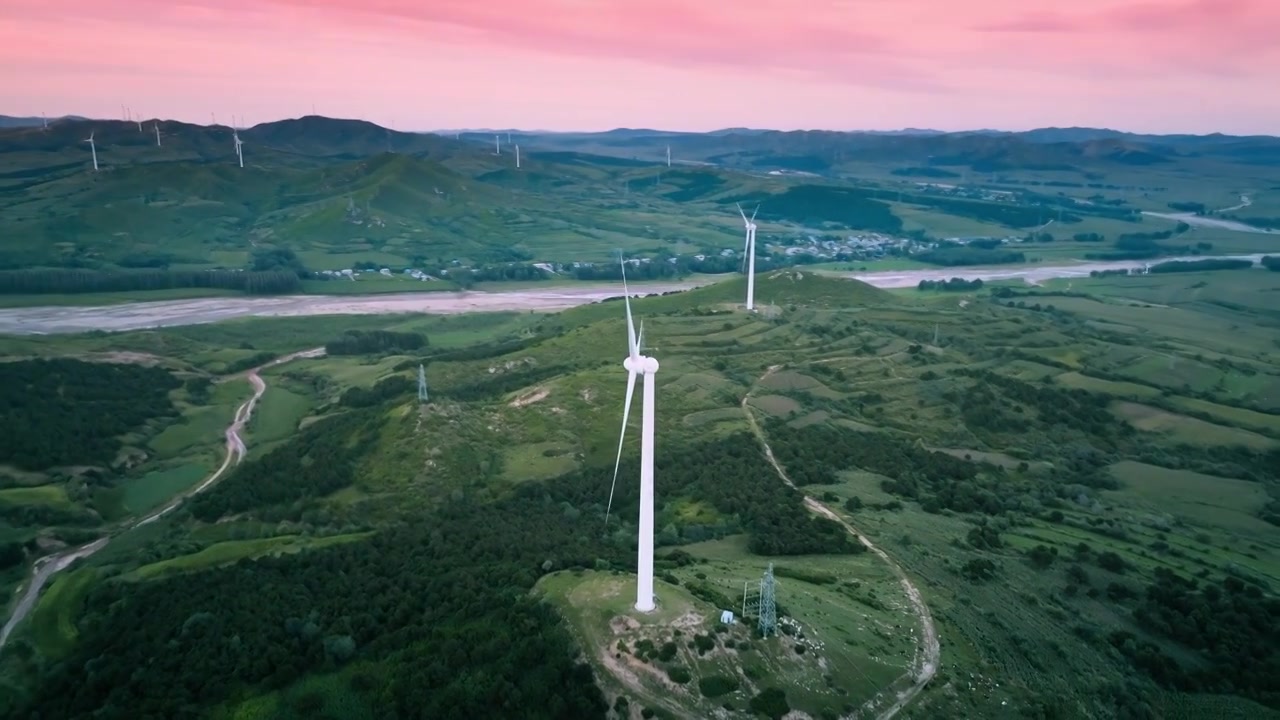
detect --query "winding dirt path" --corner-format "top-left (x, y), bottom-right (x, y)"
top-left (741, 365), bottom-right (940, 720)
top-left (0, 347), bottom-right (324, 651)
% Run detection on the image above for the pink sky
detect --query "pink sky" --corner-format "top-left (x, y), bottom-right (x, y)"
top-left (3, 0), bottom-right (1278, 134)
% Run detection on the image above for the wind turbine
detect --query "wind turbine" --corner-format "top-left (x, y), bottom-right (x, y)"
top-left (232, 122), bottom-right (244, 168)
top-left (736, 202), bottom-right (760, 311)
top-left (605, 258), bottom-right (660, 613)
top-left (494, 134), bottom-right (501, 155)
top-left (515, 144), bottom-right (521, 169)
top-left (85, 131), bottom-right (99, 172)
top-left (41, 113), bottom-right (47, 131)
top-left (154, 122), bottom-right (162, 147)
top-left (666, 145), bottom-right (671, 168)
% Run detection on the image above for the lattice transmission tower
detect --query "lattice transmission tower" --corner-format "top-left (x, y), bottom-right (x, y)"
top-left (417, 364), bottom-right (429, 403)
top-left (742, 562), bottom-right (778, 637)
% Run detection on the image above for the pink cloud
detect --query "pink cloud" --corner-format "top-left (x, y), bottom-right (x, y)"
top-left (252, 0), bottom-right (950, 92)
top-left (0, 0), bottom-right (1276, 134)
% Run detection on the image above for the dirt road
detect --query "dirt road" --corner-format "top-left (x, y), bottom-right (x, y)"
top-left (0, 348), bottom-right (323, 652)
top-left (742, 366), bottom-right (940, 720)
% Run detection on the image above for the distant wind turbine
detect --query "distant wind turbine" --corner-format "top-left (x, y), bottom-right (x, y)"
top-left (154, 122), bottom-right (162, 147)
top-left (666, 145), bottom-right (671, 168)
top-left (515, 144), bottom-right (521, 169)
top-left (736, 202), bottom-right (760, 311)
top-left (85, 131), bottom-right (99, 172)
top-left (41, 113), bottom-right (47, 131)
top-left (494, 134), bottom-right (501, 155)
top-left (232, 121), bottom-right (244, 168)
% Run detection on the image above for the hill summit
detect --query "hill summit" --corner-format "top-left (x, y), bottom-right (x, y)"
top-left (682, 269), bottom-right (893, 309)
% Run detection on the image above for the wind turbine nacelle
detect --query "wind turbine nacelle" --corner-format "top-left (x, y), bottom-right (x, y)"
top-left (623, 356), bottom-right (639, 373)
top-left (641, 357), bottom-right (659, 373)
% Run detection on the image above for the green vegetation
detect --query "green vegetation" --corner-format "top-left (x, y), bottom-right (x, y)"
top-left (0, 358), bottom-right (179, 469)
top-left (4, 119), bottom-right (1279, 312)
top-left (2, 133), bottom-right (1280, 718)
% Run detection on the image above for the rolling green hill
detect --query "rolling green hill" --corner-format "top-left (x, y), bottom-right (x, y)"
top-left (2, 268), bottom-right (1278, 719)
top-left (2, 117), bottom-right (1278, 295)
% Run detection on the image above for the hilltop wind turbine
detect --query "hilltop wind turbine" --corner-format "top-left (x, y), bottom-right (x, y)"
top-left (515, 144), bottom-right (521, 169)
top-left (666, 145), bottom-right (671, 168)
top-left (605, 259), bottom-right (661, 613)
top-left (494, 134), bottom-right (501, 155)
top-left (737, 202), bottom-right (760, 311)
top-left (85, 131), bottom-right (99, 172)
top-left (232, 122), bottom-right (244, 168)
top-left (41, 113), bottom-right (47, 131)
top-left (154, 122), bottom-right (162, 147)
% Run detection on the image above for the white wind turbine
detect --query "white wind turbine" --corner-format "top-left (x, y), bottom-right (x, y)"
top-left (737, 202), bottom-right (760, 311)
top-left (85, 131), bottom-right (99, 172)
top-left (232, 119), bottom-right (244, 168)
top-left (154, 122), bottom-right (162, 147)
top-left (515, 144), bottom-right (521, 169)
top-left (666, 145), bottom-right (671, 168)
top-left (494, 134), bottom-right (501, 155)
top-left (605, 259), bottom-right (660, 613)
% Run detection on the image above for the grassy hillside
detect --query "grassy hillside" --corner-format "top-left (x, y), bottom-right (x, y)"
top-left (3, 119), bottom-right (1278, 292)
top-left (1, 267), bottom-right (1277, 718)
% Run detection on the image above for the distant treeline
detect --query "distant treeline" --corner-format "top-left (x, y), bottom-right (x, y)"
top-left (0, 268), bottom-right (301, 295)
top-left (917, 278), bottom-right (985, 291)
top-left (1225, 215), bottom-right (1280, 230)
top-left (1149, 259), bottom-right (1253, 274)
top-left (1262, 256), bottom-right (1280, 272)
top-left (1090, 269), bottom-right (1133, 278)
top-left (1167, 201), bottom-right (1207, 214)
top-left (325, 330), bottom-right (427, 356)
top-left (916, 247), bottom-right (1027, 266)
top-left (1084, 223), bottom-right (1207, 261)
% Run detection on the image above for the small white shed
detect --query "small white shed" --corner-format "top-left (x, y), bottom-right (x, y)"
top-left (720, 610), bottom-right (735, 625)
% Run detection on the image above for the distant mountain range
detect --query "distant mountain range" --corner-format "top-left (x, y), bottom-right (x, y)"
top-left (6, 115), bottom-right (1274, 143)
top-left (1, 113), bottom-right (1276, 274)
top-left (0, 115), bottom-right (88, 129)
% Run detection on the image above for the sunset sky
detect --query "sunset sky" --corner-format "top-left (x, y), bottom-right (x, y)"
top-left (3, 0), bottom-right (1278, 135)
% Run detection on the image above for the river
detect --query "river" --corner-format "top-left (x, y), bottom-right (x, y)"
top-left (0, 255), bottom-right (1270, 335)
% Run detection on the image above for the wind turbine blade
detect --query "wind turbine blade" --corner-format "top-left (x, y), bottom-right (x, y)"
top-left (637, 319), bottom-right (645, 354)
top-left (604, 369), bottom-right (639, 527)
top-left (751, 204), bottom-right (760, 222)
top-left (621, 259), bottom-right (638, 359)
top-left (736, 201), bottom-right (748, 223)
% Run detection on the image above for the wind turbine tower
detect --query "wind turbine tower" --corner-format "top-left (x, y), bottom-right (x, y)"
top-left (515, 144), bottom-right (521, 169)
top-left (736, 203), bottom-right (760, 311)
top-left (666, 145), bottom-right (671, 168)
top-left (417, 364), bottom-right (429, 403)
top-left (85, 131), bottom-right (99, 172)
top-left (41, 113), bottom-right (47, 131)
top-left (494, 134), bottom-right (501, 155)
top-left (154, 122), bottom-right (162, 147)
top-left (233, 124), bottom-right (244, 168)
top-left (605, 259), bottom-right (661, 613)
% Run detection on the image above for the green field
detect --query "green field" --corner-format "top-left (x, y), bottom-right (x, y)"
top-left (27, 567), bottom-right (97, 659)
